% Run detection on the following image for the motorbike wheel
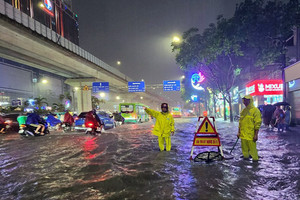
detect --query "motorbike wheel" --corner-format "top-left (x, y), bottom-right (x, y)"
top-left (25, 130), bottom-right (34, 136)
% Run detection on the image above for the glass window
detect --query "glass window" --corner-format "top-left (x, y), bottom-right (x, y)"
top-left (121, 105), bottom-right (134, 113)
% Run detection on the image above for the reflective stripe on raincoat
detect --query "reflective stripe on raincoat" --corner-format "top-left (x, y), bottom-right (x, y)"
top-left (145, 108), bottom-right (175, 137)
top-left (239, 95), bottom-right (262, 140)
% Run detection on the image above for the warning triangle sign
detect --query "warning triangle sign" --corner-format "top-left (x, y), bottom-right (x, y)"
top-left (196, 117), bottom-right (217, 134)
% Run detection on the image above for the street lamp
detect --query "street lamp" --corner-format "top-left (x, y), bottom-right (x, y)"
top-left (173, 36), bottom-right (181, 43)
top-left (140, 96), bottom-right (143, 100)
top-left (100, 93), bottom-right (105, 98)
top-left (74, 87), bottom-right (79, 91)
top-left (116, 96), bottom-right (120, 100)
top-left (39, 2), bottom-right (45, 8)
top-left (181, 75), bottom-right (185, 79)
top-left (41, 79), bottom-right (48, 84)
top-left (117, 61), bottom-right (121, 65)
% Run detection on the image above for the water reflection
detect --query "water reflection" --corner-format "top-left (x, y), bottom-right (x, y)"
top-left (0, 118), bottom-right (299, 199)
top-left (83, 137), bottom-right (99, 160)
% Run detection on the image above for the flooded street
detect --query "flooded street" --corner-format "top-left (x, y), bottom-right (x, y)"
top-left (0, 118), bottom-right (300, 200)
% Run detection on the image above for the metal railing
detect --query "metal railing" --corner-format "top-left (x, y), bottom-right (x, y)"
top-left (0, 0), bottom-right (131, 82)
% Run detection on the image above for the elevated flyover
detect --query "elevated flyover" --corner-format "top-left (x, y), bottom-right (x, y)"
top-left (0, 1), bottom-right (167, 112)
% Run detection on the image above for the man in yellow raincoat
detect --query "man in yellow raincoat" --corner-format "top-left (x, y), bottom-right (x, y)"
top-left (237, 95), bottom-right (262, 161)
top-left (145, 103), bottom-right (175, 151)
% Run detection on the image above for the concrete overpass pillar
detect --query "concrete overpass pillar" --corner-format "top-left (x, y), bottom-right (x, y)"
top-left (65, 79), bottom-right (95, 113)
top-left (77, 86), bottom-right (92, 113)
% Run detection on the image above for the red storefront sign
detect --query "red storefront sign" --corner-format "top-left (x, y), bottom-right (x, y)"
top-left (246, 80), bottom-right (283, 96)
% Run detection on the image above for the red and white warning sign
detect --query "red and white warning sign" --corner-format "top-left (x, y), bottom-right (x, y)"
top-left (196, 117), bottom-right (218, 134)
top-left (190, 117), bottom-right (223, 160)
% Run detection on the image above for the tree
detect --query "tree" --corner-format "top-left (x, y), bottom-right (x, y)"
top-left (172, 0), bottom-right (300, 121)
top-left (34, 97), bottom-right (48, 109)
top-left (91, 96), bottom-right (106, 109)
top-left (232, 0), bottom-right (300, 100)
top-left (172, 16), bottom-right (243, 122)
top-left (52, 103), bottom-right (65, 112)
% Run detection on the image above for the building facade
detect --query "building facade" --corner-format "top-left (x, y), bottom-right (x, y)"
top-left (4, 0), bottom-right (79, 45)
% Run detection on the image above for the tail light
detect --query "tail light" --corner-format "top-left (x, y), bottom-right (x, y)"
top-left (75, 117), bottom-right (79, 121)
top-left (20, 124), bottom-right (26, 128)
top-left (87, 123), bottom-right (94, 127)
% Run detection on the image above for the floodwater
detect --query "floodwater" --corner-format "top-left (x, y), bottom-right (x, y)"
top-left (0, 118), bottom-right (299, 200)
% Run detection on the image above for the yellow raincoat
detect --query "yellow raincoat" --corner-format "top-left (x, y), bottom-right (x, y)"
top-left (239, 95), bottom-right (262, 160)
top-left (145, 108), bottom-right (175, 151)
top-left (239, 95), bottom-right (262, 140)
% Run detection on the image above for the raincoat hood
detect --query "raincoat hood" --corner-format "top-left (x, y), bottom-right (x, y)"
top-left (243, 95), bottom-right (254, 108)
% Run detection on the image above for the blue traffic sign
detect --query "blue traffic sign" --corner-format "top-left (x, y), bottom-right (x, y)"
top-left (163, 80), bottom-right (180, 91)
top-left (128, 81), bottom-right (145, 92)
top-left (92, 82), bottom-right (109, 93)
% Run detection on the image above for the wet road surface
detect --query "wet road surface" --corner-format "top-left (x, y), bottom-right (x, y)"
top-left (0, 118), bottom-right (299, 200)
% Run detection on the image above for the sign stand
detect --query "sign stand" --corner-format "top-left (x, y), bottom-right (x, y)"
top-left (189, 116), bottom-right (224, 161)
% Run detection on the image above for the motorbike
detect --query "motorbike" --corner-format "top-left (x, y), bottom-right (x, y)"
top-left (85, 122), bottom-right (102, 135)
top-left (62, 122), bottom-right (73, 133)
top-left (19, 118), bottom-right (50, 136)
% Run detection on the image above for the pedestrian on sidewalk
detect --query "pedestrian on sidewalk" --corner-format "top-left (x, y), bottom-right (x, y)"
top-left (237, 95), bottom-right (262, 161)
top-left (144, 103), bottom-right (175, 151)
top-left (284, 106), bottom-right (292, 131)
top-left (274, 106), bottom-right (285, 132)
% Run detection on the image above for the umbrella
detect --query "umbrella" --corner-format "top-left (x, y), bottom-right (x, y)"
top-left (273, 102), bottom-right (290, 107)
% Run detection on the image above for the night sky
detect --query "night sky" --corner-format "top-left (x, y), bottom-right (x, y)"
top-left (72, 0), bottom-right (242, 85)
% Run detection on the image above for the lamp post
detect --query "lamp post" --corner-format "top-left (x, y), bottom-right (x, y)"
top-left (172, 36), bottom-right (181, 43)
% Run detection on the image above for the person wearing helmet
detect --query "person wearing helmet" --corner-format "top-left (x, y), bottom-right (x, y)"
top-left (237, 95), bottom-right (262, 161)
top-left (145, 103), bottom-right (175, 151)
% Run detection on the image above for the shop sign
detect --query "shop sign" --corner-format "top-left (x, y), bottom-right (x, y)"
top-left (191, 95), bottom-right (198, 102)
top-left (42, 0), bottom-right (54, 17)
top-left (232, 87), bottom-right (239, 104)
top-left (191, 72), bottom-right (205, 91)
top-left (11, 99), bottom-right (21, 106)
top-left (246, 80), bottom-right (283, 96)
top-left (288, 79), bottom-right (300, 92)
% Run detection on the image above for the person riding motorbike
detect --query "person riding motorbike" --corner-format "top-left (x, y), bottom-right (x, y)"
top-left (26, 112), bottom-right (45, 135)
top-left (0, 114), bottom-right (6, 134)
top-left (63, 111), bottom-right (75, 131)
top-left (46, 113), bottom-right (62, 130)
top-left (85, 110), bottom-right (103, 134)
top-left (92, 109), bottom-right (104, 128)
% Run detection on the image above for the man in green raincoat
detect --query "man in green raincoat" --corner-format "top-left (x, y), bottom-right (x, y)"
top-left (237, 95), bottom-right (262, 161)
top-left (145, 103), bottom-right (175, 151)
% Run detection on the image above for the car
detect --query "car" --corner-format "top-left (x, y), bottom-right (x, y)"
top-left (75, 111), bottom-right (115, 131)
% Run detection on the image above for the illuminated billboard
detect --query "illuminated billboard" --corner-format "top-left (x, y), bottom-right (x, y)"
top-left (191, 72), bottom-right (205, 90)
top-left (42, 0), bottom-right (54, 17)
top-left (246, 80), bottom-right (283, 96)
